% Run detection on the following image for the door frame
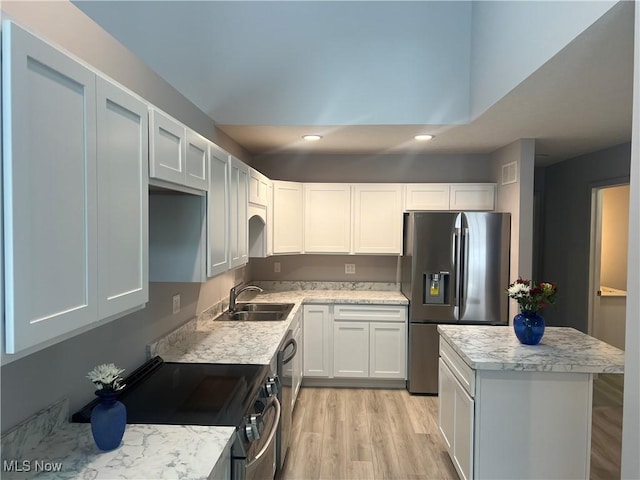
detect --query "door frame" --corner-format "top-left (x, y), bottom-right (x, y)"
top-left (587, 178), bottom-right (630, 337)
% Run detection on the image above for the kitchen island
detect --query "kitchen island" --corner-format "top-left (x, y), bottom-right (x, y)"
top-left (437, 325), bottom-right (625, 480)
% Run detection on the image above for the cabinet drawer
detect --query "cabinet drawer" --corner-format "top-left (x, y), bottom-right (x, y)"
top-left (439, 338), bottom-right (475, 397)
top-left (333, 304), bottom-right (406, 322)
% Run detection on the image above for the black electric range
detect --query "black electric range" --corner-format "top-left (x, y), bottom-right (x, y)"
top-left (72, 356), bottom-right (270, 427)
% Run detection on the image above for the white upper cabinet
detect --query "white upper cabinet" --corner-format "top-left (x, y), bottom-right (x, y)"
top-left (2, 22), bottom-right (148, 355)
top-left (185, 130), bottom-right (209, 191)
top-left (96, 76), bottom-right (149, 320)
top-left (229, 156), bottom-right (249, 269)
top-left (449, 183), bottom-right (496, 211)
top-left (249, 168), bottom-right (271, 207)
top-left (304, 184), bottom-right (351, 253)
top-left (2, 22), bottom-right (98, 353)
top-left (273, 181), bottom-right (304, 254)
top-left (405, 184), bottom-right (451, 210)
top-left (208, 146), bottom-right (230, 277)
top-left (353, 184), bottom-right (403, 254)
top-left (149, 109), bottom-right (186, 186)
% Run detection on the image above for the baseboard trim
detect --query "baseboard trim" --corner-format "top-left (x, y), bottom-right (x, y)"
top-left (301, 378), bottom-right (406, 389)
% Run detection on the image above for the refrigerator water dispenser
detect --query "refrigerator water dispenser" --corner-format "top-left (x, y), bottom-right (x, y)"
top-left (423, 272), bottom-right (448, 304)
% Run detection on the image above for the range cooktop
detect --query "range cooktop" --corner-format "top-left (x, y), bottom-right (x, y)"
top-left (72, 357), bottom-right (269, 427)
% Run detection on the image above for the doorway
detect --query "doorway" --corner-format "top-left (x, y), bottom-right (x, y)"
top-left (588, 183), bottom-right (628, 408)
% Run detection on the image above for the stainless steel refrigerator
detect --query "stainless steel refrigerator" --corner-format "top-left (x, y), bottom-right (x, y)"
top-left (402, 211), bottom-right (510, 394)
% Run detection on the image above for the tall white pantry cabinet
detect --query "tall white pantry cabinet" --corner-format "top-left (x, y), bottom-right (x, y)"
top-left (2, 22), bottom-right (148, 354)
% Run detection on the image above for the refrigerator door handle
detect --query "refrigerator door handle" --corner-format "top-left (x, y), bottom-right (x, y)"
top-left (454, 227), bottom-right (462, 310)
top-left (459, 227), bottom-right (469, 314)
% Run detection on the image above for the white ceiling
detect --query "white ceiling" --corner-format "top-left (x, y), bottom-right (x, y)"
top-left (74, 1), bottom-right (634, 165)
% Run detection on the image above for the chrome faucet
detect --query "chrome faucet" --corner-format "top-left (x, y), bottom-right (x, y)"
top-left (228, 284), bottom-right (263, 312)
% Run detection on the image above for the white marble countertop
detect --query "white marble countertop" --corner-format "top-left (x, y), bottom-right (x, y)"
top-left (2, 422), bottom-right (235, 480)
top-left (155, 289), bottom-right (407, 365)
top-left (437, 325), bottom-right (625, 373)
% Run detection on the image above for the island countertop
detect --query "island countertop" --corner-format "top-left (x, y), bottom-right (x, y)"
top-left (437, 325), bottom-right (625, 373)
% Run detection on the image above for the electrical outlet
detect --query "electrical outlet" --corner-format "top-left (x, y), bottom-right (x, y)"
top-left (172, 294), bottom-right (180, 314)
top-left (345, 263), bottom-right (356, 274)
top-left (274, 262), bottom-right (281, 273)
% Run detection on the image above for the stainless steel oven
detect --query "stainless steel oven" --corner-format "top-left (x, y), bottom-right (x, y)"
top-left (72, 357), bottom-right (280, 480)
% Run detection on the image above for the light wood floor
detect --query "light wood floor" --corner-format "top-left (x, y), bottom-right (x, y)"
top-left (279, 387), bottom-right (623, 480)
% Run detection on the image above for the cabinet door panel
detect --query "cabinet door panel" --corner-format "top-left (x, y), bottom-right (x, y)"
top-left (229, 157), bottom-right (249, 268)
top-left (304, 184), bottom-right (351, 253)
top-left (3, 23), bottom-right (97, 352)
top-left (449, 184), bottom-right (495, 211)
top-left (369, 322), bottom-right (406, 379)
top-left (150, 109), bottom-right (185, 185)
top-left (438, 359), bottom-right (455, 453)
top-left (303, 305), bottom-right (330, 377)
top-left (249, 168), bottom-right (269, 206)
top-left (185, 130), bottom-right (209, 190)
top-left (208, 148), bottom-right (229, 277)
top-left (273, 181), bottom-right (303, 254)
top-left (405, 184), bottom-right (450, 210)
top-left (238, 164), bottom-right (249, 265)
top-left (96, 77), bottom-right (149, 319)
top-left (353, 184), bottom-right (402, 254)
top-left (453, 381), bottom-right (474, 480)
top-left (333, 321), bottom-right (369, 377)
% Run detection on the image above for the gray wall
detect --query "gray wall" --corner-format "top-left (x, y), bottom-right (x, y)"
top-left (0, 1), bottom-right (251, 432)
top-left (253, 153), bottom-right (493, 183)
top-left (490, 139), bottom-right (535, 319)
top-left (250, 255), bottom-right (399, 283)
top-left (538, 142), bottom-right (631, 332)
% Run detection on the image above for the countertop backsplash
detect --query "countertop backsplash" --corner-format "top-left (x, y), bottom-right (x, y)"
top-left (1, 398), bottom-right (68, 463)
top-left (251, 281), bottom-right (400, 292)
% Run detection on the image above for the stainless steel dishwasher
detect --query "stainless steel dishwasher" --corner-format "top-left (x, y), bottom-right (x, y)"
top-left (276, 329), bottom-right (297, 472)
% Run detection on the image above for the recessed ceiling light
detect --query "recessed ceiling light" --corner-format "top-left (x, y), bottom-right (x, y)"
top-left (302, 134), bottom-right (322, 141)
top-left (414, 134), bottom-right (434, 141)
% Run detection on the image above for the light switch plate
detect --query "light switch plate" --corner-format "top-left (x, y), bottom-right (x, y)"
top-left (345, 263), bottom-right (356, 274)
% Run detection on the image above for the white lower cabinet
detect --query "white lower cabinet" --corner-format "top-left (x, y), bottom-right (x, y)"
top-left (439, 358), bottom-right (473, 480)
top-left (303, 304), bottom-right (407, 381)
top-left (302, 305), bottom-right (331, 377)
top-left (333, 321), bottom-right (369, 377)
top-left (438, 336), bottom-right (593, 480)
top-left (369, 322), bottom-right (406, 378)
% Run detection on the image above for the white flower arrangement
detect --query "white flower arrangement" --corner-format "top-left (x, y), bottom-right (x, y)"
top-left (87, 363), bottom-right (125, 392)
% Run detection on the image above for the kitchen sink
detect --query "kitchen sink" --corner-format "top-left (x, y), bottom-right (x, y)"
top-left (235, 303), bottom-right (293, 312)
top-left (215, 303), bottom-right (294, 321)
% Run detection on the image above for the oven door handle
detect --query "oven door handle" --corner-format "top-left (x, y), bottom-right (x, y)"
top-left (246, 395), bottom-right (281, 469)
top-left (282, 337), bottom-right (298, 365)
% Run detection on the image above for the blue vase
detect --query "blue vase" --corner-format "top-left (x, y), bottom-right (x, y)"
top-left (513, 310), bottom-right (545, 345)
top-left (90, 390), bottom-right (127, 451)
